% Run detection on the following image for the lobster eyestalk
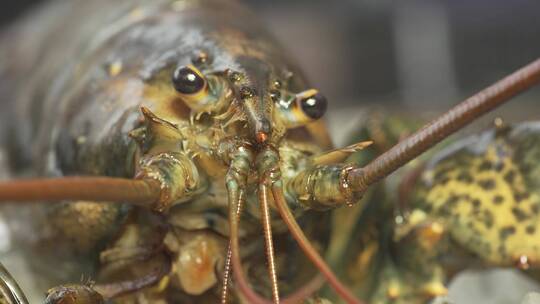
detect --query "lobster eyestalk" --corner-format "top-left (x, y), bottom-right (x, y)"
top-left (288, 57), bottom-right (540, 210)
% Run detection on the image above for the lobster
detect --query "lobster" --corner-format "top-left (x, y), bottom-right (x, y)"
top-left (0, 0), bottom-right (539, 303)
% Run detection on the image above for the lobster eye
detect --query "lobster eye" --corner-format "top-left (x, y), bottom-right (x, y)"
top-left (172, 65), bottom-right (206, 95)
top-left (274, 89), bottom-right (327, 129)
top-left (299, 92), bottom-right (327, 119)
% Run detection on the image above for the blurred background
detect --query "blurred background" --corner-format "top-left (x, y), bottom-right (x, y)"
top-left (257, 0), bottom-right (540, 111)
top-left (2, 0), bottom-right (539, 112)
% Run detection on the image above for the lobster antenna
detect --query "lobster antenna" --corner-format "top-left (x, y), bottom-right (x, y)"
top-left (271, 182), bottom-right (365, 304)
top-left (220, 236), bottom-right (235, 303)
top-left (258, 183), bottom-right (280, 304)
top-left (348, 57), bottom-right (540, 196)
top-left (221, 174), bottom-right (247, 304)
top-left (0, 177), bottom-right (160, 206)
top-left (226, 182), bottom-right (324, 304)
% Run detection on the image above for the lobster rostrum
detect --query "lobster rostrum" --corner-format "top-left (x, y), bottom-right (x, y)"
top-left (0, 0), bottom-right (539, 303)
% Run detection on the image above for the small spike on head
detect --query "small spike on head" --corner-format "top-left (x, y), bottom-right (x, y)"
top-left (130, 107), bottom-right (183, 154)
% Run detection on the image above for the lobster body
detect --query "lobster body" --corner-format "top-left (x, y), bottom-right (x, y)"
top-left (1, 0), bottom-right (313, 175)
top-left (0, 0), bottom-right (330, 302)
top-left (1, 1), bottom-right (539, 304)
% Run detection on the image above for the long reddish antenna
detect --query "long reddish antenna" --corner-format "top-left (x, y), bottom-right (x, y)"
top-left (348, 57), bottom-right (540, 196)
top-left (0, 177), bottom-right (160, 206)
top-left (271, 183), bottom-right (365, 304)
top-left (227, 182), bottom-right (325, 304)
top-left (258, 183), bottom-right (280, 304)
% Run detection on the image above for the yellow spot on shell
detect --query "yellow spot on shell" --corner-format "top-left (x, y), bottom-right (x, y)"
top-left (352, 242), bottom-right (378, 281)
top-left (299, 194), bottom-right (311, 201)
top-left (423, 281), bottom-right (448, 297)
top-left (494, 117), bottom-right (505, 129)
top-left (76, 136), bottom-right (87, 145)
top-left (386, 282), bottom-right (400, 299)
top-left (171, 0), bottom-right (190, 12)
top-left (129, 7), bottom-right (144, 19)
top-left (421, 222), bottom-right (445, 245)
top-left (153, 275), bottom-right (170, 292)
top-left (409, 209), bottom-right (427, 226)
top-left (408, 221), bottom-right (446, 249)
top-left (108, 61), bottom-right (123, 77)
top-left (430, 222), bottom-right (444, 234)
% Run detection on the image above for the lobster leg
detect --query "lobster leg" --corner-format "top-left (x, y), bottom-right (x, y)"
top-left (45, 213), bottom-right (171, 303)
top-left (371, 214), bottom-right (448, 303)
top-left (44, 258), bottom-right (170, 304)
top-left (44, 285), bottom-right (104, 304)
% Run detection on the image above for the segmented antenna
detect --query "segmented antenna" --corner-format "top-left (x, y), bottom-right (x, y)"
top-left (271, 183), bottom-right (365, 304)
top-left (258, 183), bottom-right (280, 304)
top-left (227, 179), bottom-right (325, 304)
top-left (348, 58), bottom-right (540, 196)
top-left (0, 177), bottom-right (161, 206)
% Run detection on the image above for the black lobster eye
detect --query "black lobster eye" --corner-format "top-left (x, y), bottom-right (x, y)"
top-left (299, 92), bottom-right (327, 119)
top-left (172, 65), bottom-right (206, 95)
